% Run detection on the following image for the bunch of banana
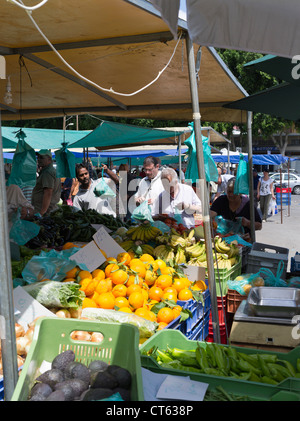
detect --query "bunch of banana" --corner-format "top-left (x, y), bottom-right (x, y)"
top-left (169, 234), bottom-right (188, 248)
top-left (188, 257), bottom-right (207, 267)
top-left (156, 233), bottom-right (170, 244)
top-left (153, 245), bottom-right (175, 262)
top-left (126, 223), bottom-right (162, 242)
top-left (174, 247), bottom-right (186, 264)
top-left (214, 236), bottom-right (231, 254)
top-left (214, 259), bottom-right (232, 269)
top-left (140, 244), bottom-right (155, 256)
top-left (120, 240), bottom-right (135, 251)
top-left (169, 228), bottom-right (196, 248)
top-left (185, 242), bottom-right (206, 258)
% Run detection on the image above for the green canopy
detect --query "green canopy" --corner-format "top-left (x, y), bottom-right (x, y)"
top-left (69, 120), bottom-right (187, 150)
top-left (1, 126), bottom-right (91, 150)
top-left (244, 54), bottom-right (300, 86)
top-left (224, 82), bottom-right (300, 121)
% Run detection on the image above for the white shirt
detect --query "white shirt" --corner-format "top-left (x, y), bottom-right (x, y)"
top-left (73, 179), bottom-right (116, 216)
top-left (259, 177), bottom-right (273, 196)
top-left (153, 183), bottom-right (202, 228)
top-left (134, 171), bottom-right (165, 215)
top-left (217, 174), bottom-right (234, 194)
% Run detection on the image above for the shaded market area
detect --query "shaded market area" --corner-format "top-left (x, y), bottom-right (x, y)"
top-left (0, 0), bottom-right (300, 405)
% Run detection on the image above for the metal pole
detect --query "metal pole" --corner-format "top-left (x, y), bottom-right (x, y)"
top-left (247, 112), bottom-right (255, 242)
top-left (288, 158), bottom-right (290, 217)
top-left (0, 111), bottom-right (19, 400)
top-left (185, 34), bottom-right (220, 343)
top-left (178, 134), bottom-right (182, 183)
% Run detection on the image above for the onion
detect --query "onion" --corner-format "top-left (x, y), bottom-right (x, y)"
top-left (28, 316), bottom-right (44, 329)
top-left (17, 355), bottom-right (25, 368)
top-left (24, 327), bottom-right (34, 342)
top-left (16, 336), bottom-right (30, 355)
top-left (70, 330), bottom-right (91, 341)
top-left (15, 323), bottom-right (25, 338)
top-left (56, 309), bottom-right (71, 318)
top-left (0, 360), bottom-right (2, 375)
top-left (68, 308), bottom-right (82, 319)
top-left (90, 332), bottom-right (104, 343)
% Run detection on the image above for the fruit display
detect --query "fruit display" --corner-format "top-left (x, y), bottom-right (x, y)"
top-left (58, 252), bottom-right (204, 332)
top-left (124, 222), bottom-right (162, 242)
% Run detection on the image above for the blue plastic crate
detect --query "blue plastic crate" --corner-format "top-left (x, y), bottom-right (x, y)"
top-left (166, 288), bottom-right (211, 337)
top-left (0, 378), bottom-right (3, 401)
top-left (184, 311), bottom-right (210, 341)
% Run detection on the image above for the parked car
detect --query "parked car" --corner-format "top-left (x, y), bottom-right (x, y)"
top-left (270, 172), bottom-right (300, 194)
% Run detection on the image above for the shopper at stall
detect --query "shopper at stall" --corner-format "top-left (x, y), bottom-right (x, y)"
top-left (253, 168), bottom-right (260, 208)
top-left (257, 168), bottom-right (275, 222)
top-left (153, 168), bottom-right (202, 228)
top-left (210, 177), bottom-right (262, 238)
top-left (134, 156), bottom-right (165, 215)
top-left (213, 165), bottom-right (234, 201)
top-left (6, 184), bottom-right (35, 222)
top-left (31, 149), bottom-right (61, 216)
top-left (73, 163), bottom-right (115, 215)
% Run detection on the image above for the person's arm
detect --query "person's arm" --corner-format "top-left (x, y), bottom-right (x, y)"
top-left (241, 216), bottom-right (262, 231)
top-left (270, 181), bottom-right (275, 199)
top-left (101, 164), bottom-right (119, 184)
top-left (257, 180), bottom-right (261, 199)
top-left (40, 187), bottom-right (53, 216)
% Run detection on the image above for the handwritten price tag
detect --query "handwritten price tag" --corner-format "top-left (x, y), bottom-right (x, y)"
top-left (70, 241), bottom-right (106, 272)
top-left (93, 226), bottom-right (125, 259)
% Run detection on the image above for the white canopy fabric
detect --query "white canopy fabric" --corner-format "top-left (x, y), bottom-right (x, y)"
top-left (150, 0), bottom-right (300, 59)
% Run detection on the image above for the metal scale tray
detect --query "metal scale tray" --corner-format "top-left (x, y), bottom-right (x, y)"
top-left (247, 287), bottom-right (300, 319)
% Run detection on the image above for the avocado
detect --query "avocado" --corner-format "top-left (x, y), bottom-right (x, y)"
top-left (36, 369), bottom-right (65, 389)
top-left (107, 365), bottom-right (132, 389)
top-left (81, 388), bottom-right (114, 401)
top-left (90, 369), bottom-right (118, 389)
top-left (64, 361), bottom-right (90, 385)
top-left (58, 378), bottom-right (89, 398)
top-left (88, 359), bottom-right (108, 373)
top-left (30, 382), bottom-right (53, 399)
top-left (54, 381), bottom-right (77, 401)
top-left (45, 390), bottom-right (67, 401)
top-left (28, 394), bottom-right (47, 401)
top-left (52, 350), bottom-right (75, 371)
top-left (112, 387), bottom-right (131, 401)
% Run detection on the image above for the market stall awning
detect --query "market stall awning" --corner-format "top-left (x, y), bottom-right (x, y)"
top-left (69, 120), bottom-right (187, 149)
top-left (149, 0), bottom-right (300, 58)
top-left (1, 126), bottom-right (91, 150)
top-left (0, 0), bottom-right (247, 123)
top-left (212, 154), bottom-right (291, 165)
top-left (224, 82), bottom-right (300, 121)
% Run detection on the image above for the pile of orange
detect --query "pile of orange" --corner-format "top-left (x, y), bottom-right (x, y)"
top-left (62, 251), bottom-right (207, 331)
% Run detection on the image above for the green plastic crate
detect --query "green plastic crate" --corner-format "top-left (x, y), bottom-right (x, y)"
top-left (213, 255), bottom-right (242, 296)
top-left (140, 329), bottom-right (300, 401)
top-left (11, 317), bottom-right (144, 401)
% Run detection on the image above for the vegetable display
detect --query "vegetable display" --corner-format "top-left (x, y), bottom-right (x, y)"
top-left (27, 350), bottom-right (132, 401)
top-left (143, 342), bottom-right (300, 385)
top-left (26, 206), bottom-right (134, 248)
top-left (23, 281), bottom-right (85, 309)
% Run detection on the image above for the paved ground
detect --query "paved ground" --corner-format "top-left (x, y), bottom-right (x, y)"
top-left (254, 193), bottom-right (300, 271)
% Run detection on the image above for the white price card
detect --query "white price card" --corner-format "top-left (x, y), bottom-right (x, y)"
top-left (70, 241), bottom-right (106, 272)
top-left (93, 226), bottom-right (125, 259)
top-left (156, 375), bottom-right (208, 401)
top-left (13, 286), bottom-right (56, 330)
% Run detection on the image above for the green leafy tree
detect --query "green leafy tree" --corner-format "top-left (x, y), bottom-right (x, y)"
top-left (204, 49), bottom-right (297, 155)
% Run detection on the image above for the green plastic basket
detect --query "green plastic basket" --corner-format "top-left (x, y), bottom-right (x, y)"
top-left (140, 329), bottom-right (300, 401)
top-left (213, 256), bottom-right (242, 296)
top-left (11, 317), bottom-right (144, 401)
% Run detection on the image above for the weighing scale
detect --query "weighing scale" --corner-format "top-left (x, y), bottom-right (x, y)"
top-left (229, 289), bottom-right (300, 351)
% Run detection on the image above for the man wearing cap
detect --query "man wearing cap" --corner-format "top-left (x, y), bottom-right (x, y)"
top-left (31, 149), bottom-right (61, 216)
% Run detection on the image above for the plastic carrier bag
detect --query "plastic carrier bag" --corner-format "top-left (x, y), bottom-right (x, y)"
top-left (21, 248), bottom-right (79, 284)
top-left (234, 154), bottom-right (249, 195)
top-left (9, 208), bottom-right (40, 246)
top-left (215, 215), bottom-right (244, 235)
top-left (54, 143), bottom-right (76, 179)
top-left (7, 130), bottom-right (37, 189)
top-left (131, 200), bottom-right (154, 223)
top-left (94, 169), bottom-right (116, 198)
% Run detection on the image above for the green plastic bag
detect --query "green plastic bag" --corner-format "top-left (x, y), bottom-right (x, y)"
top-left (9, 208), bottom-right (40, 246)
top-left (184, 123), bottom-right (218, 183)
top-left (234, 154), bottom-right (249, 195)
top-left (94, 169), bottom-right (116, 198)
top-left (54, 143), bottom-right (76, 178)
top-left (7, 130), bottom-right (37, 189)
top-left (131, 200), bottom-right (154, 222)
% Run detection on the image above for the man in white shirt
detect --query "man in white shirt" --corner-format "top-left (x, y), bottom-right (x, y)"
top-left (133, 156), bottom-right (165, 216)
top-left (214, 166), bottom-right (234, 200)
top-left (153, 168), bottom-right (202, 228)
top-left (73, 163), bottom-right (116, 216)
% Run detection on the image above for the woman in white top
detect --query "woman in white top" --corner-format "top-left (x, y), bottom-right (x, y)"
top-left (257, 169), bottom-right (275, 222)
